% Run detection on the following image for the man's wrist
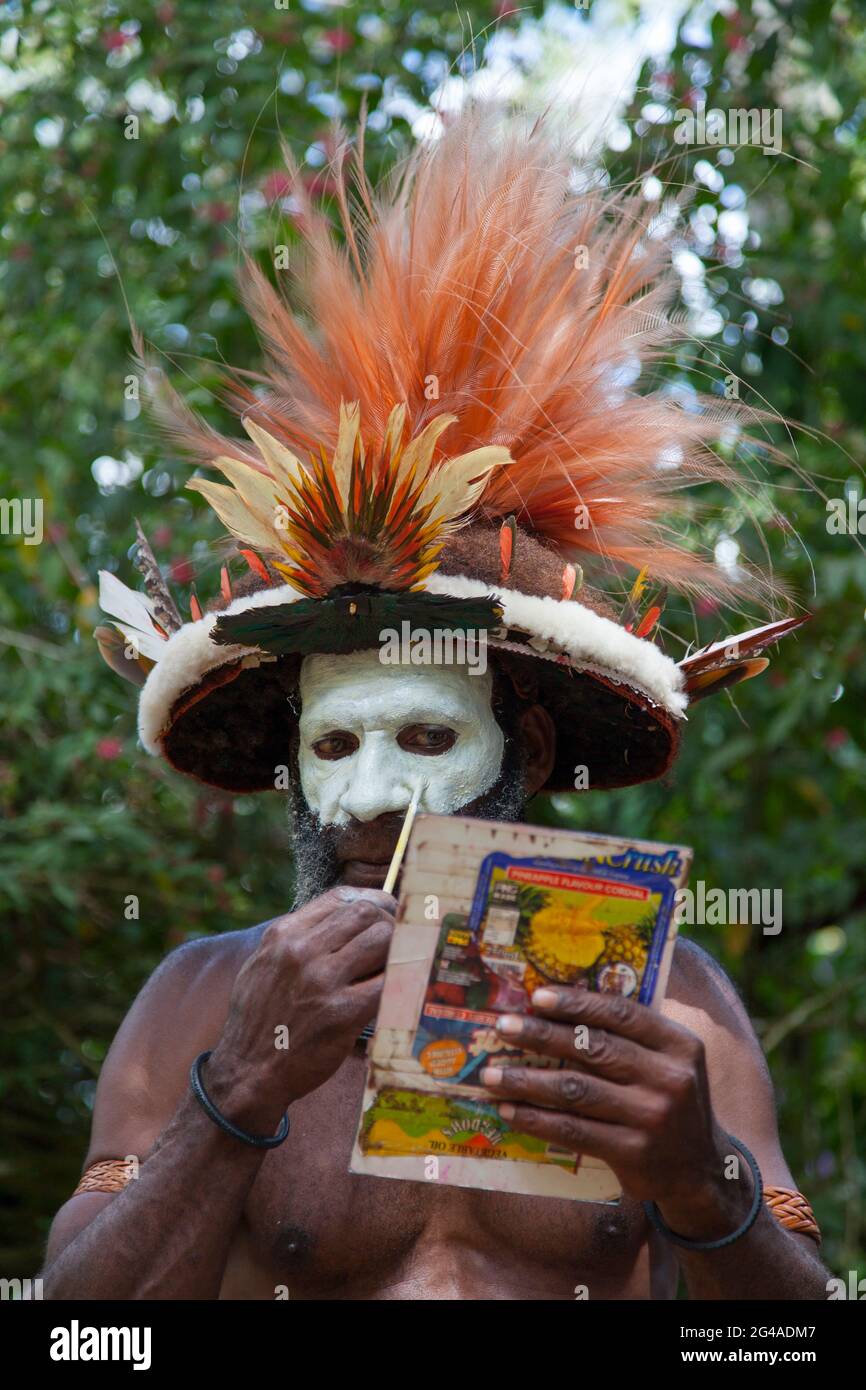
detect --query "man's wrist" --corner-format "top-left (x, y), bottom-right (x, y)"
top-left (200, 1047), bottom-right (290, 1138)
top-left (655, 1146), bottom-right (757, 1244)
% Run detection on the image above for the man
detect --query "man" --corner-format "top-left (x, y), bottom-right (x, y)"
top-left (44, 106), bottom-right (826, 1299)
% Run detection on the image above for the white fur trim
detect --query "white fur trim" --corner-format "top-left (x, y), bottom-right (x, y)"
top-left (132, 571), bottom-right (686, 759)
top-left (136, 582), bottom-right (301, 755)
top-left (424, 573), bottom-right (687, 717)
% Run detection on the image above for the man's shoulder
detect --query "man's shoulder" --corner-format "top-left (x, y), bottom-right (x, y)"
top-left (95, 919), bottom-right (280, 1119)
top-left (664, 936), bottom-right (767, 1067)
top-left (148, 919), bottom-right (275, 999)
top-left (121, 920), bottom-right (277, 1037)
top-left (667, 935), bottom-right (744, 1008)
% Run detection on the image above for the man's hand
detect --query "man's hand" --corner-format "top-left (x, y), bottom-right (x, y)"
top-left (481, 986), bottom-right (754, 1240)
top-left (204, 887), bottom-right (395, 1131)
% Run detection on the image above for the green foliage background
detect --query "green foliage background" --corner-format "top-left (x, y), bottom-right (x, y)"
top-left (0, 0), bottom-right (863, 1285)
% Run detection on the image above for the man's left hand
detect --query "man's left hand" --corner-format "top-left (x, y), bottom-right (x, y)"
top-left (481, 987), bottom-right (753, 1238)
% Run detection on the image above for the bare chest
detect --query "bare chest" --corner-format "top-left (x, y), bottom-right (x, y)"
top-left (226, 1052), bottom-right (676, 1300)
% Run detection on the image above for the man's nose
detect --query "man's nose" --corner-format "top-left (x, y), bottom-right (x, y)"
top-left (338, 735), bottom-right (414, 823)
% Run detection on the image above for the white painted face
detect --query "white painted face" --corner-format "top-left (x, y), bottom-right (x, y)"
top-left (297, 650), bottom-right (505, 826)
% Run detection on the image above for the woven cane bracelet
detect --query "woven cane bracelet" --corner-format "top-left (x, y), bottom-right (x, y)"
top-left (189, 1050), bottom-right (290, 1149)
top-left (73, 1158), bottom-right (138, 1196)
top-left (642, 1133), bottom-right (763, 1252)
top-left (764, 1185), bottom-right (822, 1244)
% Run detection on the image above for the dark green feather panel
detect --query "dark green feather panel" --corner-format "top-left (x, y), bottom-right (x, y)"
top-left (212, 591), bottom-right (505, 657)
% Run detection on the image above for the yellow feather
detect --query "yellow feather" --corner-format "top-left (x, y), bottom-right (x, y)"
top-left (332, 401), bottom-right (361, 510)
top-left (394, 413), bottom-right (457, 490)
top-left (628, 565), bottom-right (649, 605)
top-left (241, 420), bottom-right (307, 497)
top-left (421, 445), bottom-right (511, 529)
top-left (186, 478), bottom-right (277, 554)
top-left (210, 455), bottom-right (283, 522)
top-left (382, 402), bottom-right (407, 462)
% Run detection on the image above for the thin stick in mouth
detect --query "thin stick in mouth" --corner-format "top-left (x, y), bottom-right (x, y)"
top-left (382, 783), bottom-right (422, 895)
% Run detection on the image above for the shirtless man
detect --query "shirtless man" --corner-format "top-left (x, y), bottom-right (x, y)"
top-left (55, 106), bottom-right (828, 1300)
top-left (42, 656), bottom-right (828, 1301)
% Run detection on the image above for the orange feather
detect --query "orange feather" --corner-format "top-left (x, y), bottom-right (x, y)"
top-left (635, 605), bottom-right (662, 639)
top-left (499, 517), bottom-right (515, 584)
top-left (238, 549), bottom-right (273, 586)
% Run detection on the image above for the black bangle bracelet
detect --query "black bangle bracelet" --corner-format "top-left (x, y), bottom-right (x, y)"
top-left (189, 1050), bottom-right (290, 1149)
top-left (642, 1133), bottom-right (764, 1252)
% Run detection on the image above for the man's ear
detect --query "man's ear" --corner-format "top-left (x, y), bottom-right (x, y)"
top-left (518, 702), bottom-right (556, 797)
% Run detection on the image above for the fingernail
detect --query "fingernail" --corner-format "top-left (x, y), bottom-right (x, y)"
top-left (496, 1014), bottom-right (523, 1036)
top-left (481, 1067), bottom-right (502, 1086)
top-left (337, 887), bottom-right (366, 901)
top-left (498, 1103), bottom-right (516, 1121)
top-left (532, 988), bottom-right (558, 1008)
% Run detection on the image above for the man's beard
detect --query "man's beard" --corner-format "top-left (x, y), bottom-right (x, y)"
top-left (285, 734), bottom-right (528, 908)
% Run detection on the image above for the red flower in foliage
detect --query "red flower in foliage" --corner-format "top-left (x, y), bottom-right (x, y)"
top-left (724, 11), bottom-right (749, 52)
top-left (200, 201), bottom-right (232, 225)
top-left (96, 737), bottom-right (124, 761)
top-left (695, 596), bottom-right (720, 618)
top-left (170, 558), bottom-right (194, 585)
top-left (824, 727), bottom-right (849, 750)
top-left (302, 169), bottom-right (338, 199)
top-left (101, 31), bottom-right (130, 52)
top-left (262, 170), bottom-right (293, 203)
top-left (321, 29), bottom-right (352, 53)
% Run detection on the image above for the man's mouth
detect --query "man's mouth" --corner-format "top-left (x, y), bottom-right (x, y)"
top-left (339, 858), bottom-right (392, 888)
top-left (334, 814), bottom-right (405, 889)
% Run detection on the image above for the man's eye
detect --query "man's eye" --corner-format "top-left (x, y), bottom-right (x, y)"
top-left (397, 725), bottom-right (457, 755)
top-left (312, 732), bottom-right (359, 760)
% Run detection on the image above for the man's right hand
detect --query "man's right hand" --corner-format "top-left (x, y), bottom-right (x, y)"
top-left (203, 887), bottom-right (396, 1131)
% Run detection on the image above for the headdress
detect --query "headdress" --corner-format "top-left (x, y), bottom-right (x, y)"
top-left (96, 105), bottom-right (806, 793)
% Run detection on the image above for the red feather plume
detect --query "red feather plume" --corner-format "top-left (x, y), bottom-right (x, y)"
top-left (136, 104), bottom-right (794, 610)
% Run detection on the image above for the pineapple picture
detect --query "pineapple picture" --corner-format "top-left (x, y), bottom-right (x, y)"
top-left (596, 919), bottom-right (652, 971)
top-left (590, 910), bottom-right (656, 994)
top-left (517, 898), bottom-right (659, 997)
top-left (520, 902), bottom-right (607, 992)
top-left (487, 872), bottom-right (663, 1000)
